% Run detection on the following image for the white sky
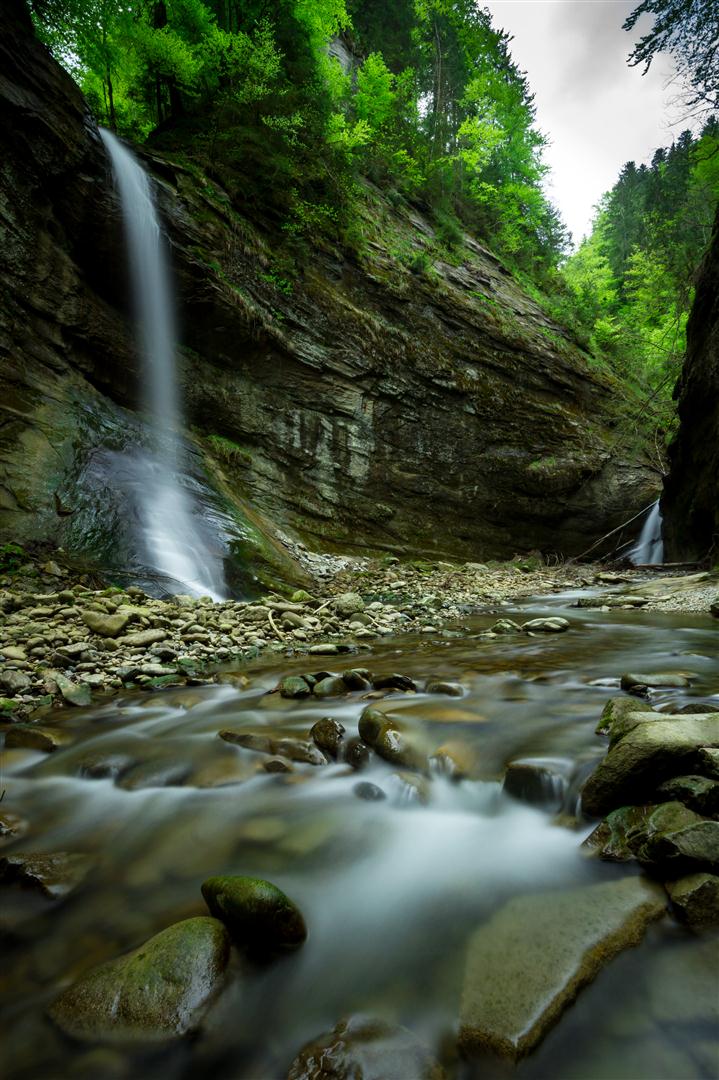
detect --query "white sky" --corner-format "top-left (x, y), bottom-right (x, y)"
top-left (482, 0), bottom-right (684, 245)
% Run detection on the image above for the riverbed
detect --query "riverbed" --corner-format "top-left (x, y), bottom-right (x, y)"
top-left (1, 591), bottom-right (718, 1079)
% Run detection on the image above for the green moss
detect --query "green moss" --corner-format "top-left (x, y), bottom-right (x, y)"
top-left (206, 435), bottom-right (253, 467)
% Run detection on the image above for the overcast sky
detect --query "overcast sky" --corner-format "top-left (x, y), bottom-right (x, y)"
top-left (482, 0), bottom-right (683, 245)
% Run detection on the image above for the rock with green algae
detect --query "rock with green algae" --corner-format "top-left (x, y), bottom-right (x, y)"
top-left (581, 715), bottom-right (719, 816)
top-left (458, 876), bottom-right (665, 1063)
top-left (595, 696), bottom-right (654, 743)
top-left (55, 673), bottom-right (91, 707)
top-left (49, 917), bottom-right (229, 1042)
top-left (287, 1016), bottom-right (444, 1080)
top-left (279, 675), bottom-right (312, 699)
top-left (80, 609), bottom-right (131, 638)
top-left (656, 774), bottom-right (719, 817)
top-left (583, 805), bottom-right (656, 861)
top-left (666, 872), bottom-right (719, 926)
top-left (631, 802), bottom-right (719, 872)
top-left (201, 875), bottom-right (307, 954)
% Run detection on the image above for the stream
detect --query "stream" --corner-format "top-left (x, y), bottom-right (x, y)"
top-left (2, 591), bottom-right (718, 1079)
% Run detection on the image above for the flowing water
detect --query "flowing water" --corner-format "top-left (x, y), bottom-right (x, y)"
top-left (631, 501), bottom-right (665, 566)
top-left (100, 130), bottom-right (226, 600)
top-left (2, 593), bottom-right (718, 1079)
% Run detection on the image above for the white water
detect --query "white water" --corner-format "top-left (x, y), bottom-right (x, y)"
top-left (100, 130), bottom-right (226, 599)
top-left (630, 500), bottom-right (664, 565)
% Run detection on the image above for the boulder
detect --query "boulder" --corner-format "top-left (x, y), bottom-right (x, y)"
top-left (333, 593), bottom-right (365, 616)
top-left (425, 680), bottom-right (463, 697)
top-left (55, 673), bottom-right (92, 707)
top-left (310, 717), bottom-right (345, 759)
top-left (666, 872), bottom-right (719, 927)
top-left (656, 774), bottom-right (719, 817)
top-left (279, 675), bottom-right (312, 699)
top-left (595, 696), bottom-right (654, 744)
top-left (458, 877), bottom-right (665, 1062)
top-left (521, 617), bottom-right (570, 632)
top-left (633, 803), bottom-right (719, 873)
top-left (288, 1016), bottom-right (443, 1080)
top-left (49, 917), bottom-right (229, 1041)
top-left (502, 758), bottom-right (571, 809)
top-left (581, 715), bottom-right (719, 816)
top-left (583, 805), bottom-right (656, 862)
top-left (200, 875), bottom-right (306, 954)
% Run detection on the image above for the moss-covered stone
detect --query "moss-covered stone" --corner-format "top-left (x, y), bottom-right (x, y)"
top-left (200, 875), bottom-right (307, 954)
top-left (49, 917), bottom-right (230, 1042)
top-left (595, 696), bottom-right (654, 744)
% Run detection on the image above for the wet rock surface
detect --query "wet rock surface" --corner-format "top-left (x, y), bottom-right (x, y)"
top-left (0, 851), bottom-right (93, 899)
top-left (200, 875), bottom-right (307, 954)
top-left (458, 877), bottom-right (665, 1062)
top-left (49, 917), bottom-right (230, 1042)
top-left (287, 1016), bottom-right (444, 1080)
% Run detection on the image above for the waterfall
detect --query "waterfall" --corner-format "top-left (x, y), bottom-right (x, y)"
top-left (630, 500), bottom-right (664, 565)
top-left (100, 130), bottom-right (226, 600)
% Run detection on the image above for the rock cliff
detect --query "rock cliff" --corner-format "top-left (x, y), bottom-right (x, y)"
top-left (663, 205), bottom-right (719, 563)
top-left (0, 0), bottom-right (659, 589)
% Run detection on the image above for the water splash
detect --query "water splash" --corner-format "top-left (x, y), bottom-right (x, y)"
top-left (630, 500), bottom-right (664, 565)
top-left (100, 129), bottom-right (225, 599)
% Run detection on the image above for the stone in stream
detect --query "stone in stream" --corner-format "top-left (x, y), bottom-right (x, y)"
top-left (279, 675), bottom-right (313, 699)
top-left (219, 730), bottom-right (327, 765)
top-left (595, 697), bottom-right (654, 744)
top-left (580, 715), bottom-right (719, 817)
top-left (81, 609), bottom-right (131, 638)
top-left (458, 877), bottom-right (665, 1063)
top-left (656, 774), bottom-right (719, 817)
top-left (79, 752), bottom-right (135, 780)
top-left (353, 781), bottom-right (387, 801)
top-left (288, 1016), bottom-right (444, 1080)
top-left (310, 717), bottom-right (346, 759)
top-left (200, 875), bottom-right (306, 954)
top-left (620, 672), bottom-right (692, 691)
top-left (502, 758), bottom-right (572, 809)
top-left (4, 724), bottom-right (72, 752)
top-left (425, 680), bottom-right (463, 697)
top-left (313, 676), bottom-right (350, 698)
top-left (49, 917), bottom-right (229, 1042)
top-left (341, 668), bottom-right (372, 690)
top-left (0, 811), bottom-right (29, 847)
top-left (430, 740), bottom-right (480, 780)
top-left (55, 672), bottom-right (92, 707)
top-left (629, 802), bottom-right (719, 873)
top-left (372, 674), bottom-right (417, 693)
top-left (0, 851), bottom-right (92, 898)
top-left (583, 805), bottom-right (656, 862)
top-left (489, 619), bottom-right (522, 634)
top-left (117, 759), bottom-right (192, 790)
top-left (521, 617), bottom-right (570, 633)
top-left (358, 706), bottom-right (427, 772)
top-left (344, 737), bottom-right (372, 770)
top-left (666, 872), bottom-right (719, 927)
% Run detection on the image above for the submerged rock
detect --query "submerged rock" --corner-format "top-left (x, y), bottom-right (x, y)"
top-left (458, 877), bottom-right (665, 1062)
top-left (0, 851), bottom-right (92, 898)
top-left (288, 1015), bottom-right (444, 1080)
top-left (581, 715), bottom-right (719, 816)
top-left (49, 917), bottom-right (229, 1042)
top-left (503, 758), bottom-right (571, 809)
top-left (200, 875), bottom-right (306, 954)
top-left (4, 724), bottom-right (71, 752)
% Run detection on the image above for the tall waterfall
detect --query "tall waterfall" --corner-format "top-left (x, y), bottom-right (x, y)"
top-left (100, 129), bottom-right (226, 599)
top-left (630, 500), bottom-right (664, 565)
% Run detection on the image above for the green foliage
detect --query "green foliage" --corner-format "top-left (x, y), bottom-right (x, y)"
top-left (562, 120), bottom-right (719, 435)
top-left (0, 542), bottom-right (25, 574)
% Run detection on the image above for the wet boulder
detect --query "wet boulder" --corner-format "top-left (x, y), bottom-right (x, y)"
top-left (458, 877), bottom-right (665, 1063)
top-left (630, 802), bottom-right (719, 873)
top-left (288, 1015), bottom-right (444, 1080)
top-left (583, 805), bottom-right (656, 862)
top-left (581, 715), bottom-right (719, 817)
top-left (503, 758), bottom-right (572, 809)
top-left (4, 724), bottom-right (72, 752)
top-left (666, 872), bottom-right (719, 927)
top-left (425, 680), bottom-right (463, 697)
top-left (595, 697), bottom-right (654, 745)
top-left (49, 917), bottom-right (229, 1041)
top-left (279, 675), bottom-right (313, 700)
top-left (200, 875), bottom-right (306, 955)
top-left (521, 617), bottom-right (570, 633)
top-left (310, 718), bottom-right (346, 759)
top-left (656, 775), bottom-right (719, 817)
top-left (358, 706), bottom-right (427, 772)
top-left (620, 673), bottom-right (691, 692)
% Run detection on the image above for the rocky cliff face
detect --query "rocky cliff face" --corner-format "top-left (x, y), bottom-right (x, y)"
top-left (663, 205), bottom-right (719, 563)
top-left (0, 1), bottom-right (659, 587)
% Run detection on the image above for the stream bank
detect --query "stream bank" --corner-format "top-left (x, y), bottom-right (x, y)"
top-left (1, 583), bottom-right (718, 1079)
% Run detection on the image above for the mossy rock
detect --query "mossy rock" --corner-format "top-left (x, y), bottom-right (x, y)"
top-left (49, 917), bottom-right (230, 1042)
top-left (200, 875), bottom-right (307, 954)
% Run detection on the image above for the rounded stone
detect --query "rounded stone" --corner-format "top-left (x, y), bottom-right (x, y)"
top-left (311, 717), bottom-right (346, 759)
top-left (200, 875), bottom-right (307, 954)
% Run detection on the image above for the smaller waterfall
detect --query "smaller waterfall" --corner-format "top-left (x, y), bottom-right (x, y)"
top-left (630, 501), bottom-right (664, 565)
top-left (100, 129), bottom-right (226, 599)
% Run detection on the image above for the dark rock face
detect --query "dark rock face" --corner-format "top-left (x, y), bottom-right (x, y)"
top-left (0, 2), bottom-right (658, 573)
top-left (663, 205), bottom-right (719, 561)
